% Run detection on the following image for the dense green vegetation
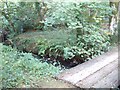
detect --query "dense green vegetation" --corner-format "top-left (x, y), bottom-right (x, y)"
top-left (0, 0), bottom-right (119, 88)
top-left (0, 43), bottom-right (60, 88)
top-left (13, 27), bottom-right (110, 66)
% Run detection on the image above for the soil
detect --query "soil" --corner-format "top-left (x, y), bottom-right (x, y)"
top-left (20, 77), bottom-right (76, 88)
top-left (30, 78), bottom-right (76, 88)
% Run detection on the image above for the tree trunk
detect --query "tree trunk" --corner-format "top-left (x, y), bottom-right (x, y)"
top-left (2, 2), bottom-right (16, 32)
top-left (109, 1), bottom-right (119, 34)
top-left (35, 2), bottom-right (48, 30)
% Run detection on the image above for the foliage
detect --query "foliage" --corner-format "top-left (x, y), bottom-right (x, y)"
top-left (42, 2), bottom-right (112, 62)
top-left (0, 43), bottom-right (60, 88)
top-left (51, 27), bottom-right (111, 62)
top-left (13, 28), bottom-right (110, 65)
top-left (0, 1), bottom-right (113, 67)
top-left (44, 2), bottom-right (112, 29)
top-left (0, 1), bottom-right (47, 37)
top-left (76, 25), bottom-right (110, 60)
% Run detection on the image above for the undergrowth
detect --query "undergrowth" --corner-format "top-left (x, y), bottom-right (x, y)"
top-left (13, 28), bottom-right (111, 67)
top-left (0, 43), bottom-right (61, 88)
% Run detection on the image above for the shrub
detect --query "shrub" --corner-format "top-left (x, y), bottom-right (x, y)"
top-left (43, 25), bottom-right (110, 62)
top-left (76, 26), bottom-right (110, 60)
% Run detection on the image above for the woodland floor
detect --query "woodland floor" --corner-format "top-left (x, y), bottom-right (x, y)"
top-left (24, 77), bottom-right (75, 88)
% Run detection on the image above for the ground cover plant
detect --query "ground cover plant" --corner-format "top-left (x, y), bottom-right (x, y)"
top-left (0, 43), bottom-right (61, 88)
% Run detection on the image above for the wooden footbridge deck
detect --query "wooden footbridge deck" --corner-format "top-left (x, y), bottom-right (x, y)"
top-left (57, 47), bottom-right (119, 88)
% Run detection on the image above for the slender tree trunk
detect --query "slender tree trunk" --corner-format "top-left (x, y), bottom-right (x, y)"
top-left (35, 2), bottom-right (42, 21)
top-left (35, 2), bottom-right (48, 30)
top-left (109, 1), bottom-right (119, 34)
top-left (2, 1), bottom-right (16, 32)
top-left (117, 1), bottom-right (120, 35)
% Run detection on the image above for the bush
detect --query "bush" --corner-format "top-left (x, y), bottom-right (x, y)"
top-left (41, 34), bottom-right (110, 65)
top-left (76, 26), bottom-right (110, 60)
